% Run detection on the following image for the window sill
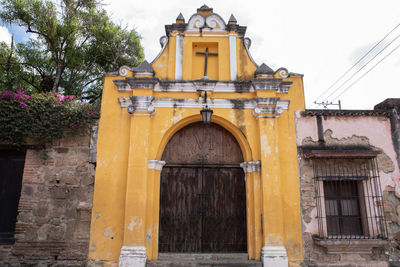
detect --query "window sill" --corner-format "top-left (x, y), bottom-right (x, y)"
top-left (313, 237), bottom-right (387, 254)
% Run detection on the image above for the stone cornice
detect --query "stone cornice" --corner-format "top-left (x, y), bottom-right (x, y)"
top-left (250, 79), bottom-right (292, 93)
top-left (126, 77), bottom-right (158, 90)
top-left (225, 24), bottom-right (247, 35)
top-left (113, 79), bottom-right (292, 94)
top-left (165, 23), bottom-right (187, 34)
top-left (118, 96), bottom-right (289, 118)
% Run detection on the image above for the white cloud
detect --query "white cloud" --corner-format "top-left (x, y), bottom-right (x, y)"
top-left (0, 26), bottom-right (12, 46)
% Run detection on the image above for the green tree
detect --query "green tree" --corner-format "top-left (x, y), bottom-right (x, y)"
top-left (0, 39), bottom-right (37, 91)
top-left (0, 0), bottom-right (144, 102)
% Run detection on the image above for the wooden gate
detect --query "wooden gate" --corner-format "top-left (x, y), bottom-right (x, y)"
top-left (159, 122), bottom-right (246, 252)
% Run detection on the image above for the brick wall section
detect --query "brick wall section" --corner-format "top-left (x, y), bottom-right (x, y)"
top-left (0, 135), bottom-right (95, 266)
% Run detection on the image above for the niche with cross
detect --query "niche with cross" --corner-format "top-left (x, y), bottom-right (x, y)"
top-left (192, 42), bottom-right (219, 80)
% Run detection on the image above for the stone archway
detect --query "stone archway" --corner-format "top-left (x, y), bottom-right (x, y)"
top-left (159, 122), bottom-right (247, 252)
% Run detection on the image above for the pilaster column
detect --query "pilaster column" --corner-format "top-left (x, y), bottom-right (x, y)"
top-left (119, 113), bottom-right (152, 267)
top-left (175, 33), bottom-right (183, 80)
top-left (229, 33), bottom-right (237, 81)
top-left (240, 161), bottom-right (262, 260)
top-left (258, 117), bottom-right (288, 267)
top-left (146, 160), bottom-right (166, 260)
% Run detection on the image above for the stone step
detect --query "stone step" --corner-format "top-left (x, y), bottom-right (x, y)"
top-left (147, 253), bottom-right (262, 267)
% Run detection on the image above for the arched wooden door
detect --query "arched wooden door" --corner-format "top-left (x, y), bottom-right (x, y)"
top-left (159, 122), bottom-right (247, 253)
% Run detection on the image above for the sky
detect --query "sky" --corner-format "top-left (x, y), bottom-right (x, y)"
top-left (2, 0), bottom-right (400, 109)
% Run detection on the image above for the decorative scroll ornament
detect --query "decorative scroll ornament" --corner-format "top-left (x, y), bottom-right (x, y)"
top-left (187, 14), bottom-right (205, 31)
top-left (244, 38), bottom-right (252, 49)
top-left (277, 68), bottom-right (289, 79)
top-left (119, 66), bottom-right (131, 77)
top-left (160, 36), bottom-right (168, 48)
top-left (205, 14), bottom-right (226, 30)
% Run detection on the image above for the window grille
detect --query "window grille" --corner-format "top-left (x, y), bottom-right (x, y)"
top-left (312, 157), bottom-right (387, 240)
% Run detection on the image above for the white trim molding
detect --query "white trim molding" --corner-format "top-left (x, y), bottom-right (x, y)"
top-left (114, 79), bottom-right (292, 94)
top-left (240, 161), bottom-right (260, 173)
top-left (148, 160), bottom-right (166, 171)
top-left (261, 246), bottom-right (288, 267)
top-left (119, 246), bottom-right (146, 267)
top-left (175, 33), bottom-right (183, 80)
top-left (118, 96), bottom-right (289, 118)
top-left (229, 33), bottom-right (237, 81)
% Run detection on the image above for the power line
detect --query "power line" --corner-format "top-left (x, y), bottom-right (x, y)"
top-left (332, 43), bottom-right (400, 101)
top-left (312, 22), bottom-right (400, 107)
top-left (323, 32), bottom-right (400, 101)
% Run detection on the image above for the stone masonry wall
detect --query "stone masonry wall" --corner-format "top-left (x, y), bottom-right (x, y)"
top-left (0, 134), bottom-right (95, 266)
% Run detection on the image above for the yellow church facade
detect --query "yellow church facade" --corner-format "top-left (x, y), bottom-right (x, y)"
top-left (88, 5), bottom-right (305, 267)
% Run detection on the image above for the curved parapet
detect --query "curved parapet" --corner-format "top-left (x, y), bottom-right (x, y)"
top-left (243, 37), bottom-right (259, 68)
top-left (150, 35), bottom-right (169, 64)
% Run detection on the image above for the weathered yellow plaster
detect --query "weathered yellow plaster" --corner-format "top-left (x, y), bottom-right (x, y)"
top-left (89, 6), bottom-right (305, 266)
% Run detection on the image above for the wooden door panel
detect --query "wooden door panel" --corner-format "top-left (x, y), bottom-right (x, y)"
top-left (202, 167), bottom-right (246, 252)
top-left (159, 167), bottom-right (202, 252)
top-left (159, 122), bottom-right (246, 253)
top-left (162, 122), bottom-right (243, 164)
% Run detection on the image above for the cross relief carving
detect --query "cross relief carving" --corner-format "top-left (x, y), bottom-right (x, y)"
top-left (196, 47), bottom-right (218, 77)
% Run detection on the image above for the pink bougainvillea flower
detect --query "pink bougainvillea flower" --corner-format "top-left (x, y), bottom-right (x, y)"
top-left (72, 124), bottom-right (78, 129)
top-left (63, 95), bottom-right (75, 102)
top-left (20, 102), bottom-right (27, 107)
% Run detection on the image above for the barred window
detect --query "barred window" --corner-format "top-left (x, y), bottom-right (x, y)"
top-left (311, 155), bottom-right (387, 240)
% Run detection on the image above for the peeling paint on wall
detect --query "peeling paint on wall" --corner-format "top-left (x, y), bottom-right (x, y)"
top-left (267, 233), bottom-right (283, 246)
top-left (128, 216), bottom-right (142, 232)
top-left (260, 135), bottom-right (271, 158)
top-left (104, 227), bottom-right (114, 240)
top-left (146, 228), bottom-right (152, 246)
top-left (93, 212), bottom-right (102, 223)
top-left (296, 113), bottom-right (400, 265)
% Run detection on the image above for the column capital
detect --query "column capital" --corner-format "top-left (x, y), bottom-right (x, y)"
top-left (240, 161), bottom-right (261, 173)
top-left (148, 160), bottom-right (166, 171)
